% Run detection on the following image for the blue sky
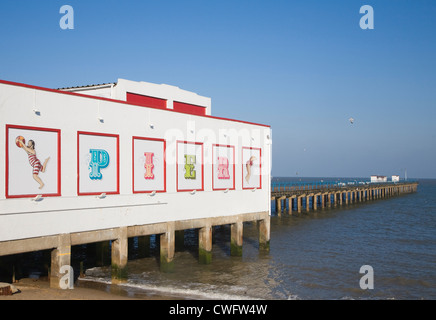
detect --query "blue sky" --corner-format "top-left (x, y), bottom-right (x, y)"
top-left (1, 0), bottom-right (435, 178)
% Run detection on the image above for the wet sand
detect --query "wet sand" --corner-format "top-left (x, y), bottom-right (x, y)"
top-left (0, 278), bottom-right (178, 300)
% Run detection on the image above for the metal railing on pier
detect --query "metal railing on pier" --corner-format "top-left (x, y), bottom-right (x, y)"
top-left (271, 179), bottom-right (416, 192)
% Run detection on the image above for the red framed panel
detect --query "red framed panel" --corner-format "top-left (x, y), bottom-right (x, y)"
top-left (5, 124), bottom-right (61, 199)
top-left (132, 136), bottom-right (166, 194)
top-left (176, 140), bottom-right (204, 192)
top-left (77, 131), bottom-right (120, 196)
top-left (242, 147), bottom-right (262, 190)
top-left (212, 144), bottom-right (236, 191)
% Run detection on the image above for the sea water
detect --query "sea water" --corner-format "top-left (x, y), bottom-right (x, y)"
top-left (78, 178), bottom-right (436, 300)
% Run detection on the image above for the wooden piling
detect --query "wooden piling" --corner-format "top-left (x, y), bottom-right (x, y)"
top-left (160, 224), bottom-right (175, 272)
top-left (50, 234), bottom-right (71, 289)
top-left (259, 218), bottom-right (270, 252)
top-left (231, 221), bottom-right (243, 257)
top-left (199, 225), bottom-right (212, 264)
top-left (111, 227), bottom-right (128, 283)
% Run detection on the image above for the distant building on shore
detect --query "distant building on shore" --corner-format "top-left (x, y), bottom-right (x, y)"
top-left (371, 175), bottom-right (387, 183)
top-left (392, 175), bottom-right (400, 182)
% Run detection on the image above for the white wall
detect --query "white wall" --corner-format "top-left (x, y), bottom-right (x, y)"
top-left (0, 81), bottom-right (271, 242)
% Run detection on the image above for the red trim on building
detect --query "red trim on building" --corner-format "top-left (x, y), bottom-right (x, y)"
top-left (126, 92), bottom-right (167, 110)
top-left (173, 101), bottom-right (206, 116)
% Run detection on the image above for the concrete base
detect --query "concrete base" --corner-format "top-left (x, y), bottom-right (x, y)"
top-left (258, 218), bottom-right (270, 252)
top-left (0, 211), bottom-right (271, 284)
top-left (231, 221), bottom-right (243, 257)
top-left (50, 234), bottom-right (71, 289)
top-left (111, 227), bottom-right (128, 284)
top-left (199, 226), bottom-right (212, 264)
top-left (160, 224), bottom-right (175, 273)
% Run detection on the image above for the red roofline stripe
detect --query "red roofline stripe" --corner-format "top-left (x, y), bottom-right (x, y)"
top-left (0, 79), bottom-right (270, 128)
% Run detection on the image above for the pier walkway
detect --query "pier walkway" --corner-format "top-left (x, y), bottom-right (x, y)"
top-left (271, 180), bottom-right (418, 214)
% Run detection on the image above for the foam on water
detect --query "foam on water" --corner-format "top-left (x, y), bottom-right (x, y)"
top-left (79, 275), bottom-right (264, 300)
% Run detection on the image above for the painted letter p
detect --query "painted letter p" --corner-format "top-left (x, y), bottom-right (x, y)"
top-left (89, 149), bottom-right (110, 180)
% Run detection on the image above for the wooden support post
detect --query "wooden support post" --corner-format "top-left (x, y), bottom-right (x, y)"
top-left (288, 196), bottom-right (296, 214)
top-left (276, 197), bottom-right (283, 215)
top-left (277, 196), bottom-right (286, 216)
top-left (199, 225), bottom-right (212, 264)
top-left (297, 195), bottom-right (303, 213)
top-left (314, 194), bottom-right (320, 210)
top-left (231, 221), bottom-right (243, 257)
top-left (259, 217), bottom-right (270, 252)
top-left (50, 234), bottom-right (71, 289)
top-left (276, 198), bottom-right (281, 215)
top-left (160, 223), bottom-right (175, 272)
top-left (111, 227), bottom-right (128, 283)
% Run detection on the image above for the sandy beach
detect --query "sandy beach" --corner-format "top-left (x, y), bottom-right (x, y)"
top-left (0, 278), bottom-right (141, 300)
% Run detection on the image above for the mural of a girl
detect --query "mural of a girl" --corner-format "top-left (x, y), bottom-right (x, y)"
top-left (18, 138), bottom-right (50, 189)
top-left (245, 155), bottom-right (256, 183)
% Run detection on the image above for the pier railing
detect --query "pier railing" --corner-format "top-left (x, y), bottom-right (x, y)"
top-left (271, 179), bottom-right (417, 192)
top-left (270, 179), bottom-right (419, 215)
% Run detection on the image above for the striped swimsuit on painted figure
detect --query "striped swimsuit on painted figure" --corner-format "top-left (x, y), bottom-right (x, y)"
top-left (19, 139), bottom-right (50, 189)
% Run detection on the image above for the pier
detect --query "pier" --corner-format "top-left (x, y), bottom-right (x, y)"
top-left (271, 180), bottom-right (418, 215)
top-left (0, 79), bottom-right (272, 290)
top-left (0, 212), bottom-right (270, 288)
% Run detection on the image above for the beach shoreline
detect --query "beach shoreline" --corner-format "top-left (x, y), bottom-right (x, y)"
top-left (0, 277), bottom-right (179, 300)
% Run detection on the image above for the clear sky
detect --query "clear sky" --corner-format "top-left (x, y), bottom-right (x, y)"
top-left (1, 0), bottom-right (435, 178)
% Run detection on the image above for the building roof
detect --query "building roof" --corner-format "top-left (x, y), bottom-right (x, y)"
top-left (56, 82), bottom-right (115, 90)
top-left (0, 79), bottom-right (270, 128)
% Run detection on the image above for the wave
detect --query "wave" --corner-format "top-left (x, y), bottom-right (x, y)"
top-left (79, 276), bottom-right (266, 300)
